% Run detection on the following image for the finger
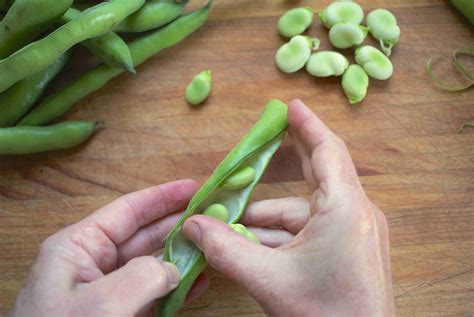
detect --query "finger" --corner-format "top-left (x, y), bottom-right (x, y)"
top-left (184, 274), bottom-right (209, 305)
top-left (288, 99), bottom-right (334, 152)
top-left (87, 257), bottom-right (180, 315)
top-left (290, 136), bottom-right (318, 191)
top-left (83, 179), bottom-right (198, 245)
top-left (241, 197), bottom-right (310, 234)
top-left (288, 99), bottom-right (360, 189)
top-left (182, 215), bottom-right (280, 290)
top-left (246, 227), bottom-right (294, 248)
top-left (117, 212), bottom-right (183, 265)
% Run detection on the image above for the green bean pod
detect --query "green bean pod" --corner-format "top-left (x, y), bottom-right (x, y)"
top-left (0, 121), bottom-right (97, 155)
top-left (0, 0), bottom-right (73, 59)
top-left (0, 53), bottom-right (69, 127)
top-left (156, 99), bottom-right (288, 317)
top-left (0, 0), bottom-right (145, 93)
top-left (60, 8), bottom-right (135, 73)
top-left (451, 0), bottom-right (474, 24)
top-left (115, 0), bottom-right (189, 33)
top-left (18, 1), bottom-right (212, 126)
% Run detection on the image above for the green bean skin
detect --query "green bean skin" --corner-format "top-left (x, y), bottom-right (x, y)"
top-left (0, 0), bottom-right (145, 93)
top-left (18, 1), bottom-right (212, 127)
top-left (115, 0), bottom-right (189, 33)
top-left (0, 121), bottom-right (96, 155)
top-left (0, 0), bottom-right (73, 59)
top-left (61, 8), bottom-right (135, 73)
top-left (157, 99), bottom-right (288, 317)
top-left (0, 54), bottom-right (69, 127)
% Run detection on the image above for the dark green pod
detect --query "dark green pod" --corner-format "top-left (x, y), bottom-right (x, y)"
top-left (156, 99), bottom-right (288, 316)
top-left (0, 121), bottom-right (97, 155)
top-left (0, 53), bottom-right (69, 127)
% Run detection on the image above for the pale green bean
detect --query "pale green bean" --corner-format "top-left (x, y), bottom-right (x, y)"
top-left (275, 35), bottom-right (319, 73)
top-left (341, 64), bottom-right (369, 104)
top-left (185, 70), bottom-right (211, 106)
top-left (222, 166), bottom-right (256, 190)
top-left (366, 9), bottom-right (400, 56)
top-left (202, 203), bottom-right (229, 222)
top-left (306, 51), bottom-right (349, 77)
top-left (355, 45), bottom-right (393, 80)
top-left (319, 1), bottom-right (364, 28)
top-left (329, 22), bottom-right (368, 49)
top-left (277, 7), bottom-right (313, 38)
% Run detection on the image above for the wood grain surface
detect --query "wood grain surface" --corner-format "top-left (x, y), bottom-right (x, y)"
top-left (1, 0), bottom-right (473, 316)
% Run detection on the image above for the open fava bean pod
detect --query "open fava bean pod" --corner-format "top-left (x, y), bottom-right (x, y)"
top-left (155, 99), bottom-right (289, 316)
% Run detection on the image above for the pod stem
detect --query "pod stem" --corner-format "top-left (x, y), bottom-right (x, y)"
top-left (312, 38), bottom-right (321, 51)
top-left (379, 38), bottom-right (393, 57)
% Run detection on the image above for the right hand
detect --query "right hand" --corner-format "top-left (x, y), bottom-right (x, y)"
top-left (183, 99), bottom-right (395, 316)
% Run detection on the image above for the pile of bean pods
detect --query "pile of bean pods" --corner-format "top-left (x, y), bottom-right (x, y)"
top-left (275, 1), bottom-right (400, 104)
top-left (0, 0), bottom-right (213, 155)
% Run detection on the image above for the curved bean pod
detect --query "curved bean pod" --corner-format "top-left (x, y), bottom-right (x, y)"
top-left (319, 1), bottom-right (364, 28)
top-left (115, 0), bottom-right (189, 33)
top-left (157, 99), bottom-right (288, 317)
top-left (306, 51), bottom-right (349, 77)
top-left (18, 1), bottom-right (212, 126)
top-left (0, 0), bottom-right (145, 93)
top-left (0, 0), bottom-right (73, 59)
top-left (342, 64), bottom-right (369, 104)
top-left (0, 53), bottom-right (69, 127)
top-left (0, 121), bottom-right (97, 155)
top-left (61, 8), bottom-right (135, 73)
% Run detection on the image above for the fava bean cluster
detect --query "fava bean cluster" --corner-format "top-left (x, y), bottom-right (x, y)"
top-left (0, 0), bottom-right (213, 155)
top-left (275, 1), bottom-right (400, 104)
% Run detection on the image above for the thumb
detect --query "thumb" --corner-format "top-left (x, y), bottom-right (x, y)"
top-left (89, 256), bottom-right (180, 314)
top-left (183, 215), bottom-right (277, 291)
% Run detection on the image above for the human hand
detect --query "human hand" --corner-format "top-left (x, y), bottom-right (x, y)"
top-left (182, 100), bottom-right (395, 316)
top-left (9, 179), bottom-right (208, 317)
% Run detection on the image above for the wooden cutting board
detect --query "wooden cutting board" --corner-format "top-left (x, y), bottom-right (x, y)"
top-left (0, 0), bottom-right (473, 315)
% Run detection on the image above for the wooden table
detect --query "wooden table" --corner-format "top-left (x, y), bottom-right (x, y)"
top-left (1, 0), bottom-right (473, 315)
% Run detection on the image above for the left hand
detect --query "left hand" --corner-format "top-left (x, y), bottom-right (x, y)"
top-left (9, 179), bottom-right (208, 317)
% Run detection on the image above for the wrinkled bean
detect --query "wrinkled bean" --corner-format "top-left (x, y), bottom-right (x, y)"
top-left (355, 45), bottom-right (393, 80)
top-left (342, 64), bottom-right (369, 104)
top-left (275, 35), bottom-right (319, 73)
top-left (319, 1), bottom-right (364, 28)
top-left (329, 22), bottom-right (368, 49)
top-left (306, 51), bottom-right (349, 77)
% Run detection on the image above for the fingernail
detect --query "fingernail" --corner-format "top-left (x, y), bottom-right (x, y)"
top-left (185, 220), bottom-right (202, 245)
top-left (163, 262), bottom-right (180, 288)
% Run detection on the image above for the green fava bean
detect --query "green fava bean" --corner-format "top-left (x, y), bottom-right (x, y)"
top-left (156, 99), bottom-right (288, 317)
top-left (18, 2), bottom-right (213, 126)
top-left (366, 9), bottom-right (400, 56)
top-left (329, 22), bottom-right (369, 49)
top-left (306, 51), bottom-right (349, 77)
top-left (185, 70), bottom-right (211, 105)
top-left (355, 45), bottom-right (393, 80)
top-left (319, 1), bottom-right (364, 28)
top-left (230, 223), bottom-right (260, 243)
top-left (342, 64), bottom-right (369, 104)
top-left (275, 35), bottom-right (320, 73)
top-left (0, 121), bottom-right (97, 155)
top-left (202, 203), bottom-right (229, 222)
top-left (222, 166), bottom-right (256, 190)
top-left (277, 7), bottom-right (313, 38)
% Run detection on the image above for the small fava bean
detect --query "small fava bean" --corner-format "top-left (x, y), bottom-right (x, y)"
top-left (222, 166), bottom-right (256, 190)
top-left (329, 22), bottom-right (369, 49)
top-left (342, 64), bottom-right (369, 104)
top-left (203, 203), bottom-right (229, 222)
top-left (186, 70), bottom-right (212, 106)
top-left (319, 1), bottom-right (364, 28)
top-left (366, 9), bottom-right (400, 56)
top-left (355, 45), bottom-right (393, 80)
top-left (306, 51), bottom-right (349, 77)
top-left (229, 223), bottom-right (260, 243)
top-left (277, 7), bottom-right (314, 38)
top-left (275, 35), bottom-right (320, 73)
